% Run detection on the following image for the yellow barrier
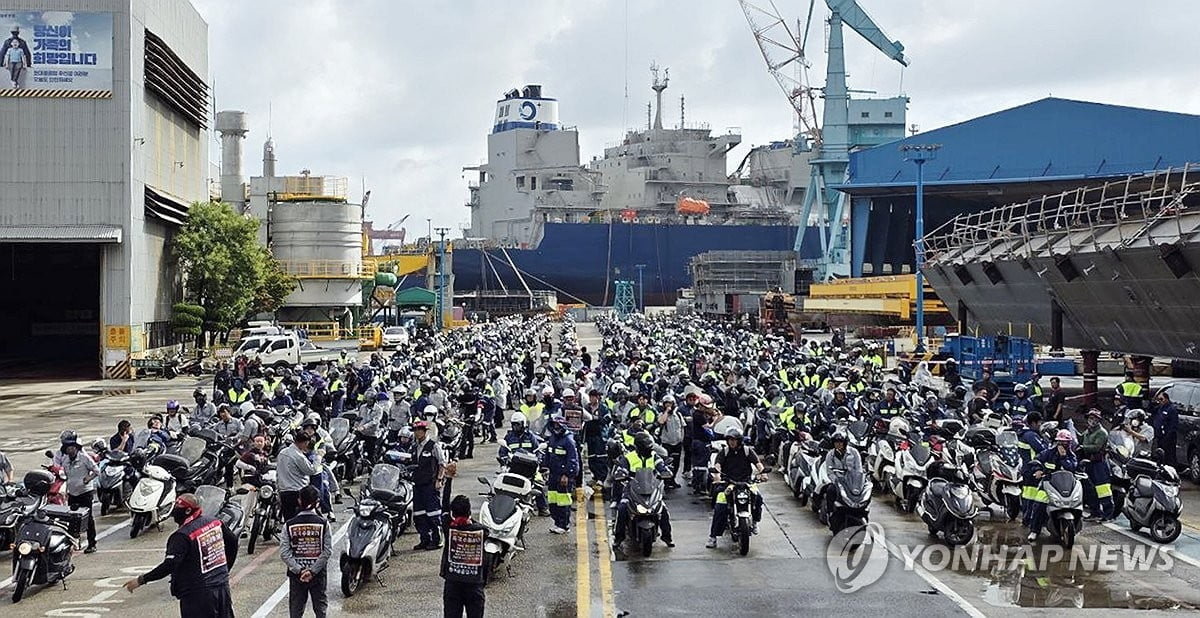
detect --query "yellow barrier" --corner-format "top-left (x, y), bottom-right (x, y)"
top-left (278, 322), bottom-right (343, 341)
top-left (277, 260), bottom-right (373, 279)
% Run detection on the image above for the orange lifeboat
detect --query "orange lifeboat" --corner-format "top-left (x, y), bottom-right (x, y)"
top-left (620, 209), bottom-right (638, 222)
top-left (676, 197), bottom-right (710, 216)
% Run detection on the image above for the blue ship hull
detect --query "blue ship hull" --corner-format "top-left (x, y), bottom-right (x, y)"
top-left (452, 222), bottom-right (823, 306)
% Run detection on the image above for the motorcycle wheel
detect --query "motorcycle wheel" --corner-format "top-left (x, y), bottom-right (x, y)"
top-left (99, 492), bottom-right (110, 516)
top-left (927, 523), bottom-right (939, 539)
top-left (248, 510), bottom-right (265, 555)
top-left (947, 520), bottom-right (974, 546)
top-left (1058, 521), bottom-right (1076, 549)
top-left (130, 512), bottom-right (146, 539)
top-left (341, 563), bottom-right (364, 597)
top-left (1149, 514), bottom-right (1182, 544)
top-left (641, 533), bottom-right (654, 558)
top-left (164, 366), bottom-right (177, 380)
top-left (11, 567), bottom-right (31, 603)
top-left (794, 485), bottom-right (807, 507)
top-left (737, 518), bottom-right (751, 556)
top-left (483, 553), bottom-right (501, 585)
top-left (1003, 494), bottom-right (1021, 521)
top-left (1190, 450), bottom-right (1200, 484)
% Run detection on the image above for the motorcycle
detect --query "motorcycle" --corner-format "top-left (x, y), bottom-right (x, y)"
top-left (720, 480), bottom-right (757, 556)
top-left (96, 450), bottom-right (137, 516)
top-left (360, 459), bottom-right (414, 538)
top-left (247, 469), bottom-right (280, 555)
top-left (330, 415), bottom-right (364, 483)
top-left (1108, 434), bottom-right (1183, 543)
top-left (611, 464), bottom-right (672, 558)
top-left (866, 417), bottom-right (909, 486)
top-left (785, 436), bottom-right (823, 507)
top-left (340, 485), bottom-right (397, 597)
top-left (889, 435), bottom-right (933, 513)
top-left (128, 452), bottom-right (188, 538)
top-left (477, 459), bottom-right (536, 581)
top-left (822, 466), bottom-right (873, 534)
top-left (916, 461), bottom-right (978, 546)
top-left (194, 484), bottom-right (247, 539)
top-left (974, 430), bottom-right (1023, 520)
top-left (10, 470), bottom-right (84, 603)
top-left (1035, 464), bottom-right (1085, 548)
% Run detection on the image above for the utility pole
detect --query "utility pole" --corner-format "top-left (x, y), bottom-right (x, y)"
top-left (634, 264), bottom-right (646, 312)
top-left (435, 227), bottom-right (450, 330)
top-left (900, 144), bottom-right (941, 353)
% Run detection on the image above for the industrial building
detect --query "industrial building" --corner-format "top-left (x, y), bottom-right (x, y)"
top-left (0, 0), bottom-right (208, 378)
top-left (836, 98), bottom-right (1200, 278)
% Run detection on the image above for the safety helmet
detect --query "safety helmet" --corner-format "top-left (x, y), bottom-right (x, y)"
top-left (376, 391), bottom-right (389, 401)
top-left (423, 404), bottom-right (439, 417)
top-left (724, 427), bottom-right (743, 442)
top-left (562, 388), bottom-right (575, 399)
top-left (633, 432), bottom-right (654, 457)
top-left (510, 411), bottom-right (527, 425)
top-left (831, 431), bottom-right (848, 444)
top-left (59, 430), bottom-right (79, 447)
top-left (541, 386), bottom-right (555, 396)
top-left (1055, 429), bottom-right (1073, 443)
top-left (166, 400), bottom-right (180, 411)
top-left (300, 416), bottom-right (319, 429)
top-left (1086, 408), bottom-right (1103, 419)
top-left (524, 388), bottom-right (536, 399)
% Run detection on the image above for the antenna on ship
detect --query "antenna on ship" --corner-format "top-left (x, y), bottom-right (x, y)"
top-left (650, 63), bottom-right (669, 130)
top-left (646, 102), bottom-right (651, 130)
top-left (680, 94), bottom-right (685, 129)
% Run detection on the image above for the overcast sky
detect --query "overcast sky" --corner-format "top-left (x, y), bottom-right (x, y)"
top-left (191, 0), bottom-right (1199, 237)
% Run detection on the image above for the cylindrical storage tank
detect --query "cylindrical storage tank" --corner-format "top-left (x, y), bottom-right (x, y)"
top-left (271, 201), bottom-right (363, 307)
top-left (214, 110), bottom-right (248, 208)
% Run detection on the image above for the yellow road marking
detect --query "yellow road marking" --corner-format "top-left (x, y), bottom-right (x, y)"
top-left (576, 488), bottom-right (591, 618)
top-left (592, 490), bottom-right (615, 617)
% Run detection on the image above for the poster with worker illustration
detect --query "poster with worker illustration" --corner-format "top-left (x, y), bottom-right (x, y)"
top-left (0, 10), bottom-right (112, 97)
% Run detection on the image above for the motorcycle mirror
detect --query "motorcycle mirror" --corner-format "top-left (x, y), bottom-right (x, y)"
top-left (1154, 448), bottom-right (1166, 462)
top-left (341, 487), bottom-right (353, 497)
top-left (477, 476), bottom-right (491, 486)
top-left (43, 450), bottom-right (53, 458)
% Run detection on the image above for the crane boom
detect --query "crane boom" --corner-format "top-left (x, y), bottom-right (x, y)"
top-left (827, 0), bottom-right (907, 67)
top-left (737, 0), bottom-right (820, 140)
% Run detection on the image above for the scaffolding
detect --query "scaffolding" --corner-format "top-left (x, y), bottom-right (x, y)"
top-left (614, 280), bottom-right (636, 315)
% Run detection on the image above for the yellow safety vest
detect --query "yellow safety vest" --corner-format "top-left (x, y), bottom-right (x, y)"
top-left (625, 452), bottom-right (656, 471)
top-left (227, 388), bottom-right (250, 404)
top-left (1119, 382), bottom-right (1143, 398)
top-left (777, 369), bottom-right (791, 389)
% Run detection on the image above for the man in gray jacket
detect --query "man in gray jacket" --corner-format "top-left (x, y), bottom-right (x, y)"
top-left (280, 485), bottom-right (331, 618)
top-left (655, 395), bottom-right (685, 489)
top-left (278, 432), bottom-right (320, 521)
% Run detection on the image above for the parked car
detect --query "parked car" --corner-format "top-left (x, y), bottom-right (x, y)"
top-left (381, 326), bottom-right (409, 350)
top-left (250, 333), bottom-right (340, 369)
top-left (1156, 382), bottom-right (1200, 481)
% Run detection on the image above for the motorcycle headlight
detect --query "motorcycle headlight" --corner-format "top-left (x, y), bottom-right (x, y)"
top-left (16, 542), bottom-right (33, 555)
top-left (635, 504), bottom-right (649, 515)
top-left (357, 504), bottom-right (375, 518)
top-left (1160, 484), bottom-right (1180, 498)
top-left (259, 485), bottom-right (275, 500)
top-left (1050, 494), bottom-right (1074, 508)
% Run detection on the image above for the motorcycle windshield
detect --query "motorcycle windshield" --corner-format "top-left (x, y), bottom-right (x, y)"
top-left (996, 432), bottom-right (1018, 448)
top-left (180, 437), bottom-right (206, 465)
top-left (1108, 432), bottom-right (1134, 460)
top-left (910, 443), bottom-right (931, 465)
top-left (367, 464), bottom-right (401, 494)
top-left (630, 469), bottom-right (662, 505)
top-left (848, 421), bottom-right (869, 441)
top-left (195, 485), bottom-right (226, 517)
top-left (487, 493), bottom-right (517, 524)
top-left (329, 418), bottom-right (350, 446)
top-left (1048, 470), bottom-right (1076, 494)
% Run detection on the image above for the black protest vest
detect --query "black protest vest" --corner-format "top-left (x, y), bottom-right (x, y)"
top-left (440, 521), bottom-right (488, 585)
top-left (413, 439), bottom-right (438, 486)
top-left (170, 515), bottom-right (230, 598)
top-left (284, 512), bottom-right (328, 571)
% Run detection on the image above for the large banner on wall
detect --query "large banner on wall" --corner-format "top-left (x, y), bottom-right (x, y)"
top-left (0, 10), bottom-right (112, 98)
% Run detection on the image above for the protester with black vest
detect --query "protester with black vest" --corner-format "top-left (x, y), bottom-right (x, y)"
top-left (441, 494), bottom-right (488, 618)
top-left (123, 493), bottom-right (238, 617)
top-left (412, 420), bottom-right (447, 550)
top-left (280, 485), bottom-right (331, 618)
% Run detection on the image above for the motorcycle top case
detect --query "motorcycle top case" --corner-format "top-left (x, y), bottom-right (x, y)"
top-left (42, 504), bottom-right (87, 539)
top-left (152, 453), bottom-right (192, 479)
top-left (508, 452), bottom-right (540, 480)
top-left (22, 469), bottom-right (55, 498)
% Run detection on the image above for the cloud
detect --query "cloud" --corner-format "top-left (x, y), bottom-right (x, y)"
top-left (191, 0), bottom-right (1200, 237)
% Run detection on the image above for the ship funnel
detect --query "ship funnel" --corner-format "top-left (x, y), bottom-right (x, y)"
top-left (215, 110), bottom-right (248, 211)
top-left (522, 84), bottom-right (542, 98)
top-left (263, 137), bottom-right (277, 178)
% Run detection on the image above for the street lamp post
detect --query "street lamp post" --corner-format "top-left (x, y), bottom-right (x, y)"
top-left (634, 264), bottom-right (646, 312)
top-left (435, 227), bottom-right (450, 330)
top-left (900, 144), bottom-right (941, 354)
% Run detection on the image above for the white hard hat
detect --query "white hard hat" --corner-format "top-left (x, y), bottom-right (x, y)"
top-left (423, 405), bottom-right (438, 415)
top-left (562, 388), bottom-right (575, 398)
top-left (541, 386), bottom-right (554, 395)
top-left (510, 412), bottom-right (526, 424)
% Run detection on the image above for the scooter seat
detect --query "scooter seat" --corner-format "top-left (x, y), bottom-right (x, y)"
top-left (153, 453), bottom-right (191, 476)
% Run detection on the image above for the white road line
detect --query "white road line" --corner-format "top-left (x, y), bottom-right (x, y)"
top-left (1102, 521), bottom-right (1200, 570)
top-left (876, 532), bottom-right (988, 618)
top-left (251, 518), bottom-right (352, 618)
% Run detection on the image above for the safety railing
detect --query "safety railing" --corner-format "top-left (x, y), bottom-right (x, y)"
top-left (921, 164), bottom-right (1200, 265)
top-left (277, 260), bottom-right (372, 279)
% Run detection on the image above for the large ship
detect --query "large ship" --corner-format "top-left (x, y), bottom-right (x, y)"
top-left (454, 74), bottom-right (823, 307)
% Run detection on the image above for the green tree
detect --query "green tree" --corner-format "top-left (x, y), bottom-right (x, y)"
top-left (173, 201), bottom-right (295, 343)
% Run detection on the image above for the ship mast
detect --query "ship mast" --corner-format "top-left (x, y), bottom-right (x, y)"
top-left (650, 63), bottom-right (669, 130)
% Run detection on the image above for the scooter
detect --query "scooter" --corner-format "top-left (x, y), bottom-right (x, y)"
top-left (477, 467), bottom-right (535, 582)
top-left (127, 452), bottom-right (187, 538)
top-left (916, 461), bottom-right (978, 546)
top-left (785, 436), bottom-right (823, 507)
top-left (889, 435), bottom-right (933, 513)
top-left (194, 484), bottom-right (247, 539)
top-left (1109, 434), bottom-right (1183, 543)
top-left (867, 417), bottom-right (909, 486)
top-left (721, 480), bottom-right (757, 556)
top-left (11, 470), bottom-right (84, 603)
top-left (96, 450), bottom-right (137, 516)
top-left (340, 486), bottom-right (396, 597)
top-left (361, 458), bottom-right (414, 538)
top-left (1035, 464), bottom-right (1085, 548)
top-left (974, 431), bottom-right (1023, 520)
top-left (611, 466), bottom-right (671, 558)
top-left (822, 466), bottom-right (873, 534)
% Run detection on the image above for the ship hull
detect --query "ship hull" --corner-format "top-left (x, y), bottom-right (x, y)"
top-left (453, 222), bottom-right (823, 307)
